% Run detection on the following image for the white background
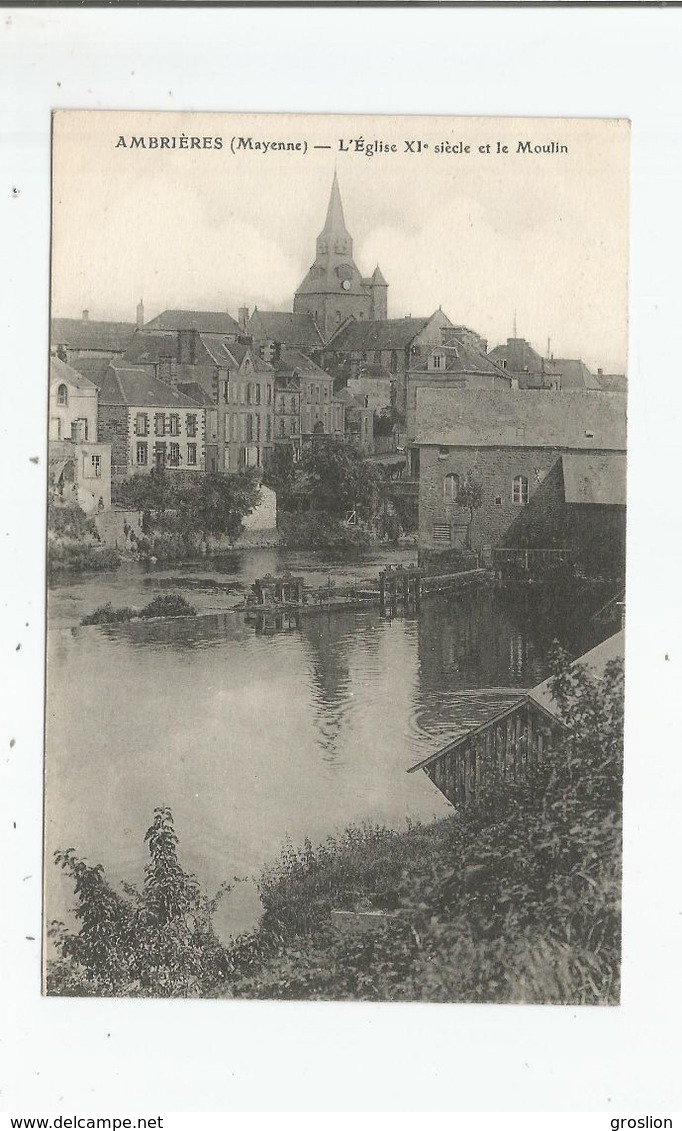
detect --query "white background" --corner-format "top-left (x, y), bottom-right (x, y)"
top-left (1, 7), bottom-right (681, 1115)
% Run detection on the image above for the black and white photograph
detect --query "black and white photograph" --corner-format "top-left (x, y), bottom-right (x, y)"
top-left (43, 110), bottom-right (628, 1004)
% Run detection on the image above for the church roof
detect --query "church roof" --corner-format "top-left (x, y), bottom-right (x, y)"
top-left (414, 389), bottom-right (626, 450)
top-left (320, 170), bottom-right (350, 239)
top-left (370, 264), bottom-right (388, 286)
top-left (327, 317), bottom-right (431, 352)
top-left (143, 309), bottom-right (241, 335)
top-left (248, 310), bottom-right (324, 350)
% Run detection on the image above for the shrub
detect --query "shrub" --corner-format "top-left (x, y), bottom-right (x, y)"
top-left (48, 501), bottom-right (97, 542)
top-left (81, 593), bottom-right (197, 625)
top-left (279, 511), bottom-right (372, 554)
top-left (48, 544), bottom-right (121, 575)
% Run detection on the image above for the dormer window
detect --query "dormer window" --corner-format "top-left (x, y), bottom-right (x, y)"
top-left (431, 351), bottom-right (444, 370)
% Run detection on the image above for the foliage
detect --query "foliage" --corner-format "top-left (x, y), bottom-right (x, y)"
top-left (373, 409), bottom-right (395, 438)
top-left (48, 807), bottom-right (230, 998)
top-left (48, 544), bottom-right (121, 576)
top-left (81, 593), bottom-right (197, 625)
top-left (278, 510), bottom-right (372, 553)
top-left (298, 438), bottom-right (380, 519)
top-left (262, 446), bottom-right (297, 514)
top-left (48, 501), bottom-right (97, 542)
top-left (113, 472), bottom-right (261, 547)
top-left (456, 472), bottom-right (484, 549)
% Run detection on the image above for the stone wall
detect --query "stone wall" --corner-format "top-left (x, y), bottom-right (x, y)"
top-left (98, 404), bottom-right (129, 473)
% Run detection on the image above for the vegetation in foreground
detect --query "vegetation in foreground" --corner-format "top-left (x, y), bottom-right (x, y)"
top-left (47, 502), bottom-right (121, 576)
top-left (81, 593), bottom-right (197, 625)
top-left (47, 648), bottom-right (623, 1003)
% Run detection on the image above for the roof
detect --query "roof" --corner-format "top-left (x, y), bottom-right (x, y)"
top-left (561, 452), bottom-right (626, 505)
top-left (529, 631), bottom-right (624, 717)
top-left (50, 354), bottom-right (99, 392)
top-left (143, 310), bottom-right (241, 335)
top-left (65, 356), bottom-right (113, 389)
top-left (248, 310), bottom-right (324, 350)
top-left (176, 382), bottom-right (216, 408)
top-left (552, 358), bottom-right (601, 391)
top-left (98, 366), bottom-right (206, 409)
top-left (414, 389), bottom-right (627, 451)
top-left (488, 338), bottom-right (560, 378)
top-left (412, 342), bottom-right (511, 380)
top-left (334, 387), bottom-right (366, 410)
top-left (199, 335), bottom-right (250, 367)
top-left (122, 330), bottom-right (180, 366)
top-left (369, 264), bottom-right (388, 286)
top-left (598, 373), bottom-right (628, 394)
top-left (327, 317), bottom-right (431, 352)
top-left (51, 318), bottom-right (136, 353)
top-left (272, 347), bottom-right (330, 377)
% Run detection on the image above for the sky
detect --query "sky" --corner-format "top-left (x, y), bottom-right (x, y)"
top-left (52, 111), bottom-right (630, 373)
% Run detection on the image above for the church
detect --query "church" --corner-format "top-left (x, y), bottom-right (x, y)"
top-left (293, 172), bottom-right (388, 342)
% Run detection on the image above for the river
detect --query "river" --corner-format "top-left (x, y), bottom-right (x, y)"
top-left (45, 548), bottom-right (610, 942)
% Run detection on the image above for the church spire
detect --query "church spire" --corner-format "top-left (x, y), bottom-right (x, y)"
top-left (317, 171), bottom-right (352, 256)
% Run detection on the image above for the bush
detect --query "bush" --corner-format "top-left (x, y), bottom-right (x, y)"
top-left (81, 592), bottom-right (197, 625)
top-left (48, 544), bottom-right (121, 576)
top-left (279, 511), bottom-right (372, 553)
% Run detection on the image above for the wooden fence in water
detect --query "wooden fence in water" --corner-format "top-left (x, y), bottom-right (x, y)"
top-left (408, 694), bottom-right (568, 807)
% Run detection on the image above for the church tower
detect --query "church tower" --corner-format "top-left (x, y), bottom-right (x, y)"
top-left (293, 173), bottom-right (388, 341)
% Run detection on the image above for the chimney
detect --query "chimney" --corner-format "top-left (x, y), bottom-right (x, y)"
top-left (136, 298), bottom-right (145, 328)
top-left (597, 367), bottom-right (603, 376)
top-left (82, 309), bottom-right (89, 322)
top-left (238, 306), bottom-right (249, 331)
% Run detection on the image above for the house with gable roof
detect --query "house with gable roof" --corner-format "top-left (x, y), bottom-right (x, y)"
top-left (415, 388), bottom-right (626, 575)
top-left (48, 356), bottom-right (112, 513)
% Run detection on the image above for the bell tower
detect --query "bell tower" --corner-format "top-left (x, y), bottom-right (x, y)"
top-left (294, 173), bottom-right (388, 342)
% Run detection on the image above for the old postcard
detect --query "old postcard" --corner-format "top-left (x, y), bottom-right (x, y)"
top-left (45, 111), bottom-right (628, 1002)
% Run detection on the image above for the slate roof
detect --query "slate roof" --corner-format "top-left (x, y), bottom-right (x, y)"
top-left (50, 354), bottom-right (99, 392)
top-left (597, 373), bottom-right (628, 394)
top-left (561, 452), bottom-right (626, 505)
top-left (248, 311), bottom-right (325, 351)
top-left (552, 359), bottom-right (601, 391)
top-left (488, 338), bottom-right (561, 378)
top-left (199, 335), bottom-right (250, 367)
top-left (334, 387), bottom-right (366, 410)
top-left (412, 342), bottom-right (511, 380)
top-left (51, 318), bottom-right (136, 353)
top-left (66, 356), bottom-right (115, 389)
top-left (176, 382), bottom-right (216, 408)
top-left (272, 347), bottom-right (330, 377)
top-left (327, 317), bottom-right (431, 352)
top-left (122, 330), bottom-right (180, 366)
top-left (143, 310), bottom-right (242, 335)
top-left (414, 389), bottom-right (627, 450)
top-left (98, 366), bottom-right (206, 409)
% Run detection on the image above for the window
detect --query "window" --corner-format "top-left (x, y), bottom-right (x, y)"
top-left (390, 351), bottom-right (398, 374)
top-left (168, 414), bottom-right (180, 436)
top-left (433, 522), bottom-right (451, 545)
top-left (266, 384), bottom-right (272, 406)
top-left (432, 351), bottom-right (443, 370)
top-left (278, 395), bottom-right (286, 414)
top-left (136, 442), bottom-right (148, 466)
top-left (240, 384), bottom-right (247, 405)
top-left (255, 414), bottom-right (261, 442)
top-left (222, 378), bottom-right (229, 402)
top-left (169, 443), bottom-right (181, 466)
top-left (254, 383), bottom-right (261, 406)
top-left (443, 473), bottom-right (460, 502)
top-left (91, 454), bottom-right (101, 478)
top-left (265, 416), bottom-right (272, 442)
top-left (231, 413), bottom-right (239, 441)
top-left (512, 474), bottom-right (529, 505)
top-left (187, 443), bottom-right (197, 466)
top-left (438, 446), bottom-right (449, 459)
top-left (245, 414), bottom-right (254, 443)
top-left (186, 414), bottom-right (197, 438)
top-left (501, 359), bottom-right (508, 370)
top-left (291, 395), bottom-right (297, 413)
top-left (57, 383), bottom-right (68, 406)
top-left (290, 418), bottom-right (297, 435)
top-left (279, 418), bottom-right (286, 437)
top-left (223, 446), bottom-right (230, 471)
top-left (374, 350), bottom-right (381, 364)
top-left (154, 413), bottom-right (165, 436)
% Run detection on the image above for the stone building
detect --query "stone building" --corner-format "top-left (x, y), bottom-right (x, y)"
top-left (97, 364), bottom-right (207, 477)
top-left (48, 356), bottom-right (112, 513)
top-left (415, 388), bottom-right (626, 574)
top-left (333, 387), bottom-right (374, 456)
top-left (324, 309), bottom-right (455, 418)
top-left (405, 338), bottom-right (512, 442)
top-left (270, 347), bottom-right (342, 459)
top-left (293, 172), bottom-right (389, 341)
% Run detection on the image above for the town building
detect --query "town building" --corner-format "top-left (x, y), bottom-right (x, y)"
top-left (415, 388), bottom-right (626, 575)
top-left (121, 313), bottom-right (275, 472)
top-left (97, 364), bottom-right (207, 476)
top-left (551, 358), bottom-right (602, 391)
top-left (324, 309), bottom-right (455, 418)
top-left (487, 337), bottom-right (561, 390)
top-left (270, 347), bottom-right (342, 459)
top-left (293, 172), bottom-right (389, 341)
top-left (48, 356), bottom-right (112, 513)
top-left (405, 338), bottom-right (513, 442)
top-left (333, 387), bottom-right (374, 455)
top-left (51, 311), bottom-right (137, 365)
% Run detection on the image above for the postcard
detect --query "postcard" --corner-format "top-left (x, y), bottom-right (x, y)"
top-left (44, 110), bottom-right (628, 1002)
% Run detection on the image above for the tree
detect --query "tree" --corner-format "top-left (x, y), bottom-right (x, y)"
top-left (183, 472), bottom-right (260, 544)
top-left (456, 472), bottom-right (483, 549)
top-left (299, 438), bottom-right (380, 519)
top-left (263, 445), bottom-right (297, 514)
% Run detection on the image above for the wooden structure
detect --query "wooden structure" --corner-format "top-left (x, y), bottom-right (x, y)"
top-left (379, 565), bottom-right (424, 610)
top-left (407, 695), bottom-right (567, 807)
top-left (252, 574), bottom-right (305, 608)
top-left (491, 547), bottom-right (573, 575)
